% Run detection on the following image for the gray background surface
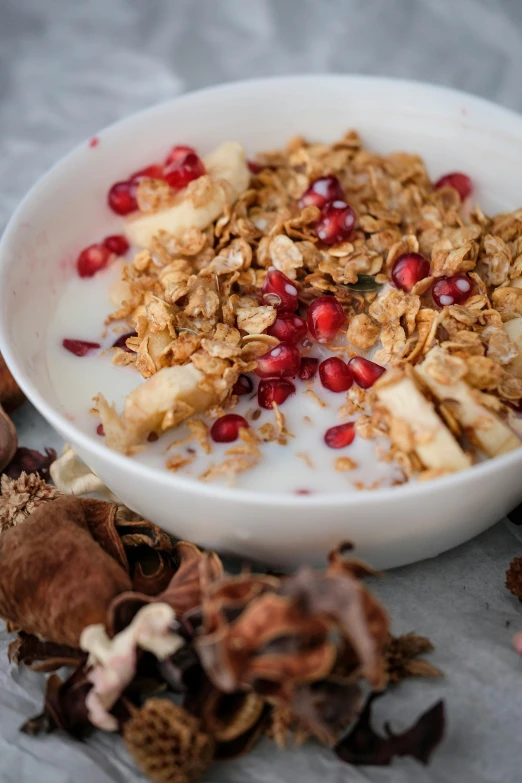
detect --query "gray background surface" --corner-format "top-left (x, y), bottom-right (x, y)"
top-left (2, 1), bottom-right (522, 781)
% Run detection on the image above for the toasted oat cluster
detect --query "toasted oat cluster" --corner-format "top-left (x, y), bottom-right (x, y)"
top-left (85, 133), bottom-right (522, 485)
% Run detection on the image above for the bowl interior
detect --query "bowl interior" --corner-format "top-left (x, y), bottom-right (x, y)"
top-left (3, 75), bottom-right (522, 490)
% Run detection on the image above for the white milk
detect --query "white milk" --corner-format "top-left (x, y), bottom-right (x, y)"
top-left (46, 262), bottom-right (403, 494)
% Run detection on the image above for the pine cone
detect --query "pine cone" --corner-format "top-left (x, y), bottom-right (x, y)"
top-left (124, 699), bottom-right (215, 783)
top-left (0, 473), bottom-right (60, 532)
top-left (506, 557), bottom-right (522, 602)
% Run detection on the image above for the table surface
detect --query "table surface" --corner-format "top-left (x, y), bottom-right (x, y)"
top-left (2, 1), bottom-right (522, 781)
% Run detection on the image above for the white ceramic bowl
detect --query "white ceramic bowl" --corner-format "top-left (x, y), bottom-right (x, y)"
top-left (2, 75), bottom-right (522, 570)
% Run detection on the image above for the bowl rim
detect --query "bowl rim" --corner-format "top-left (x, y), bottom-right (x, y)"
top-left (2, 72), bottom-right (522, 507)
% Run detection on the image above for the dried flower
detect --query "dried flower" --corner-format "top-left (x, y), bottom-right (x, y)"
top-left (0, 472), bottom-right (60, 532)
top-left (124, 699), bottom-right (215, 783)
top-left (384, 632), bottom-right (443, 684)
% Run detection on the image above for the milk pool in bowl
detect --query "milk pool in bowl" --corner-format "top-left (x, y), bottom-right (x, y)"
top-left (46, 262), bottom-right (402, 495)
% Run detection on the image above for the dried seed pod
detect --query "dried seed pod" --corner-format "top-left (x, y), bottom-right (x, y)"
top-left (0, 404), bottom-right (17, 472)
top-left (124, 699), bottom-right (215, 783)
top-left (0, 353), bottom-right (25, 413)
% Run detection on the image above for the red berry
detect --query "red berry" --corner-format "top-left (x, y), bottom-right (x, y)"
top-left (299, 175), bottom-right (344, 209)
top-left (307, 296), bottom-right (346, 343)
top-left (314, 200), bottom-right (356, 244)
top-left (319, 357), bottom-right (353, 393)
top-left (232, 373), bottom-right (254, 396)
top-left (267, 313), bottom-right (307, 344)
top-left (112, 330), bottom-right (137, 353)
top-left (257, 378), bottom-right (296, 409)
top-left (164, 145), bottom-right (196, 167)
top-left (248, 160), bottom-right (262, 174)
top-left (432, 275), bottom-right (473, 308)
top-left (210, 414), bottom-right (249, 443)
top-left (299, 357), bottom-right (319, 380)
top-left (103, 234), bottom-right (130, 255)
top-left (347, 356), bottom-right (386, 389)
top-left (76, 244), bottom-right (112, 278)
top-left (96, 423), bottom-right (105, 436)
top-left (130, 164), bottom-right (164, 180)
top-left (434, 172), bottom-right (473, 201)
top-left (391, 252), bottom-right (430, 293)
top-left (262, 268), bottom-right (299, 312)
top-left (62, 338), bottom-right (100, 356)
top-left (255, 343), bottom-right (301, 379)
top-left (324, 421), bottom-right (355, 449)
top-left (164, 151), bottom-right (205, 190)
top-left (107, 180), bottom-right (138, 215)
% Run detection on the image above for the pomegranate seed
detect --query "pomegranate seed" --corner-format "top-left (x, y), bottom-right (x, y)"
top-left (210, 414), bottom-right (249, 443)
top-left (103, 234), bottom-right (130, 255)
top-left (258, 379), bottom-right (296, 409)
top-left (89, 137), bottom-right (99, 149)
top-left (62, 338), bottom-right (100, 357)
top-left (319, 357), bottom-right (353, 393)
top-left (76, 244), bottom-right (112, 278)
top-left (434, 172), bottom-right (473, 201)
top-left (307, 296), bottom-right (346, 343)
top-left (299, 175), bottom-right (344, 209)
top-left (130, 164), bottom-right (164, 180)
top-left (391, 252), bottom-right (431, 293)
top-left (107, 180), bottom-right (138, 215)
top-left (164, 145), bottom-right (196, 167)
top-left (164, 152), bottom-right (205, 190)
top-left (96, 423), bottom-right (105, 436)
top-left (233, 373), bottom-right (254, 396)
top-left (295, 488), bottom-right (312, 495)
top-left (299, 356), bottom-right (319, 380)
top-left (112, 330), bottom-right (137, 353)
top-left (314, 200), bottom-right (356, 245)
top-left (267, 313), bottom-right (307, 344)
top-left (324, 421), bottom-right (355, 449)
top-left (432, 275), bottom-right (473, 308)
top-left (262, 269), bottom-right (299, 312)
top-left (348, 356), bottom-right (385, 389)
top-left (255, 343), bottom-right (301, 379)
top-left (248, 160), bottom-right (262, 174)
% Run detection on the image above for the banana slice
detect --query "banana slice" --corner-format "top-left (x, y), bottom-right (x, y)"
top-left (503, 317), bottom-right (522, 377)
top-left (415, 347), bottom-right (520, 458)
top-left (124, 142), bottom-right (250, 249)
top-left (375, 373), bottom-right (471, 471)
top-left (96, 363), bottom-right (217, 454)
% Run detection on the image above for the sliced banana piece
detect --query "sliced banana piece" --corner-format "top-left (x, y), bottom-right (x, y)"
top-left (124, 142), bottom-right (250, 249)
top-left (375, 373), bottom-right (471, 472)
top-left (415, 346), bottom-right (520, 458)
top-left (97, 363), bottom-right (216, 454)
top-left (503, 317), bottom-right (522, 377)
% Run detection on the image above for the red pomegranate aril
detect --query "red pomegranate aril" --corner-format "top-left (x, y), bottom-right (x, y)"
top-left (299, 356), bottom-right (319, 380)
top-left (307, 295), bottom-right (346, 343)
top-left (164, 152), bottom-right (205, 190)
top-left (324, 421), bottom-right (355, 449)
top-left (248, 160), bottom-right (262, 174)
top-left (348, 356), bottom-right (386, 389)
top-left (164, 145), bottom-right (196, 167)
top-left (130, 164), bottom-right (164, 180)
top-left (258, 379), bottom-right (296, 409)
top-left (112, 330), bottom-right (138, 353)
top-left (103, 234), bottom-right (130, 255)
top-left (77, 244), bottom-right (112, 278)
top-left (267, 313), bottom-right (307, 344)
top-left (319, 357), bottom-right (353, 393)
top-left (432, 275), bottom-right (473, 308)
top-left (62, 338), bottom-right (100, 357)
top-left (96, 423), bottom-right (105, 436)
top-left (314, 200), bottom-right (356, 245)
top-left (262, 268), bottom-right (299, 312)
top-left (255, 343), bottom-right (301, 379)
top-left (107, 180), bottom-right (138, 215)
top-left (391, 252), bottom-right (431, 293)
top-left (232, 373), bottom-right (254, 396)
top-left (210, 414), bottom-right (249, 443)
top-left (434, 172), bottom-right (473, 201)
top-left (299, 175), bottom-right (344, 209)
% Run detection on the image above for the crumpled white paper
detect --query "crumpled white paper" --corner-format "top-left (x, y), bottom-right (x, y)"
top-left (3, 0), bottom-right (522, 780)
